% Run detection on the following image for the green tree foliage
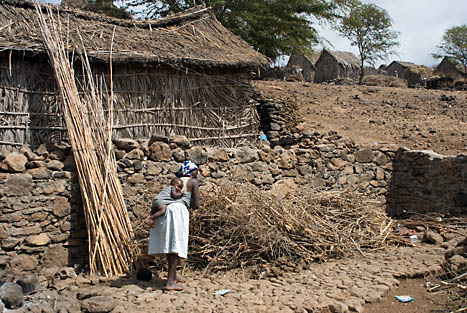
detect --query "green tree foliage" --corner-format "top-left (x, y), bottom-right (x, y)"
top-left (65, 0), bottom-right (132, 19)
top-left (433, 24), bottom-right (467, 77)
top-left (335, 1), bottom-right (398, 83)
top-left (121, 0), bottom-right (352, 59)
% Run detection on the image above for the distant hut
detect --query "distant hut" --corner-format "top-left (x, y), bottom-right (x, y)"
top-left (378, 64), bottom-right (388, 75)
top-left (434, 57), bottom-right (466, 80)
top-left (313, 50), bottom-right (361, 83)
top-left (0, 0), bottom-right (268, 148)
top-left (286, 50), bottom-right (321, 82)
top-left (402, 65), bottom-right (433, 88)
top-left (386, 61), bottom-right (416, 78)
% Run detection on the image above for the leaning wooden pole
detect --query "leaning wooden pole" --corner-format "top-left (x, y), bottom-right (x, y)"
top-left (35, 3), bottom-right (138, 277)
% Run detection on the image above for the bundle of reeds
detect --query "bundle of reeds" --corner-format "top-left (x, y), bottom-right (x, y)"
top-left (35, 4), bottom-right (138, 277)
top-left (187, 182), bottom-right (393, 271)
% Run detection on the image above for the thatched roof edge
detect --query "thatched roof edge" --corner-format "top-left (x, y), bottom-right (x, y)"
top-left (322, 49), bottom-right (360, 67)
top-left (0, 0), bottom-right (269, 70)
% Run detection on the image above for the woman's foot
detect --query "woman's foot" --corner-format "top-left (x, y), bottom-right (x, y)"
top-left (164, 281), bottom-right (184, 291)
top-left (175, 274), bottom-right (185, 283)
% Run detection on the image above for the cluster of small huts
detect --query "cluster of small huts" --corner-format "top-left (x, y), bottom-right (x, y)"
top-left (285, 49), bottom-right (466, 88)
top-left (0, 0), bottom-right (465, 150)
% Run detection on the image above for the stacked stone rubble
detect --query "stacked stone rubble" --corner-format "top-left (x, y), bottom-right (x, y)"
top-left (0, 131), bottom-right (465, 274)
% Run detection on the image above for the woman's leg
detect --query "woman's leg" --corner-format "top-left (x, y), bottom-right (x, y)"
top-left (165, 254), bottom-right (183, 290)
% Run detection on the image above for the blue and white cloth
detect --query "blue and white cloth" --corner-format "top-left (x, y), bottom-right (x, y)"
top-left (176, 160), bottom-right (198, 177)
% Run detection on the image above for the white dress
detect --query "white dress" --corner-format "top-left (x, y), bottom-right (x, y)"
top-left (148, 177), bottom-right (191, 258)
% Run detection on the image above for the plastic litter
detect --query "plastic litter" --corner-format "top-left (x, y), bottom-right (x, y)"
top-left (409, 235), bottom-right (418, 243)
top-left (395, 295), bottom-right (414, 303)
top-left (214, 289), bottom-right (232, 296)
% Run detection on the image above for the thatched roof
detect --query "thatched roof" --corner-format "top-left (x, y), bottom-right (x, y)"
top-left (0, 0), bottom-right (268, 69)
top-left (322, 50), bottom-right (361, 67)
top-left (435, 57), bottom-right (465, 75)
top-left (388, 61), bottom-right (417, 69)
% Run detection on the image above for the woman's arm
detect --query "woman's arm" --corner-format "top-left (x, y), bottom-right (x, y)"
top-left (189, 179), bottom-right (200, 209)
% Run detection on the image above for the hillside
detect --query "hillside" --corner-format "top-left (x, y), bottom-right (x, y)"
top-left (253, 80), bottom-right (467, 155)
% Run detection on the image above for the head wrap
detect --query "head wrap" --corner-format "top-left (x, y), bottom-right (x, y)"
top-left (176, 160), bottom-right (198, 177)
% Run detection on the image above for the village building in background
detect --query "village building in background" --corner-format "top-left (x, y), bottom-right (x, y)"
top-left (286, 50), bottom-right (322, 82)
top-left (402, 65), bottom-right (433, 88)
top-left (386, 61), bottom-right (416, 78)
top-left (434, 56), bottom-right (466, 80)
top-left (0, 0), bottom-right (267, 149)
top-left (313, 50), bottom-right (361, 83)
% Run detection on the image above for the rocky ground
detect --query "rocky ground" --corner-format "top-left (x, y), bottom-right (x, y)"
top-left (253, 80), bottom-right (467, 155)
top-left (3, 80), bottom-right (466, 312)
top-left (3, 235), bottom-right (466, 313)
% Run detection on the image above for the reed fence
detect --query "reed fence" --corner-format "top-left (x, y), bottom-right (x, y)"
top-left (0, 65), bottom-right (258, 149)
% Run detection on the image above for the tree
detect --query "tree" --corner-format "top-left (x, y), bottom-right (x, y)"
top-left (335, 1), bottom-right (398, 83)
top-left (62, 0), bottom-right (132, 19)
top-left (433, 25), bottom-right (467, 81)
top-left (120, 0), bottom-right (353, 59)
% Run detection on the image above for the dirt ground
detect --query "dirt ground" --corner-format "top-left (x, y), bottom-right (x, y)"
top-left (365, 276), bottom-right (463, 313)
top-left (253, 80), bottom-right (467, 155)
top-left (253, 79), bottom-right (467, 312)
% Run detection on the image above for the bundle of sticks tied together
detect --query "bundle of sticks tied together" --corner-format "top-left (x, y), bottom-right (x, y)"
top-left (35, 4), bottom-right (138, 277)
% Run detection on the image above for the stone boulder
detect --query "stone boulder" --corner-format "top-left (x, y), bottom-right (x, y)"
top-left (9, 254), bottom-right (38, 274)
top-left (126, 148), bottom-right (144, 160)
top-left (41, 245), bottom-right (69, 269)
top-left (0, 270), bottom-right (15, 285)
top-left (0, 282), bottom-right (24, 309)
top-left (81, 296), bottom-right (116, 313)
top-left (148, 142), bottom-right (172, 162)
top-left (447, 255), bottom-right (467, 271)
top-left (25, 233), bottom-right (50, 246)
top-left (271, 178), bottom-right (297, 198)
top-left (169, 135), bottom-right (191, 149)
top-left (20, 145), bottom-right (39, 161)
top-left (208, 147), bottom-right (230, 162)
top-left (355, 148), bottom-right (374, 163)
top-left (4, 174), bottom-right (33, 196)
top-left (235, 147), bottom-right (258, 164)
top-left (46, 160), bottom-right (65, 171)
top-left (52, 197), bottom-right (72, 218)
top-left (4, 152), bottom-right (27, 173)
top-left (424, 230), bottom-right (444, 245)
top-left (113, 138), bottom-right (139, 152)
top-left (187, 147), bottom-right (208, 165)
top-left (16, 275), bottom-right (40, 295)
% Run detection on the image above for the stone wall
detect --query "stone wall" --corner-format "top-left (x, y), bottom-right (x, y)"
top-left (0, 144), bottom-right (86, 275)
top-left (387, 148), bottom-right (467, 216)
top-left (0, 133), bottom-right (465, 273)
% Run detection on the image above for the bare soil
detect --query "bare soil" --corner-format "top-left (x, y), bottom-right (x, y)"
top-left (253, 80), bottom-right (467, 155)
top-left (253, 79), bottom-right (467, 312)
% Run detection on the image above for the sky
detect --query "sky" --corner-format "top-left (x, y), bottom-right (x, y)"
top-left (316, 0), bottom-right (467, 68)
top-left (41, 0), bottom-right (467, 68)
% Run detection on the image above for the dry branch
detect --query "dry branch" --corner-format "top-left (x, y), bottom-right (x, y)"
top-left (134, 182), bottom-right (393, 273)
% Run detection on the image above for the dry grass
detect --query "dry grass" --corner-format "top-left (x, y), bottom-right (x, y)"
top-left (134, 182), bottom-right (394, 272)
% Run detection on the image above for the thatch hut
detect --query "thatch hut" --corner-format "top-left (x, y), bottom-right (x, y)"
top-left (386, 61), bottom-right (416, 78)
top-left (286, 50), bottom-right (321, 82)
top-left (434, 56), bottom-right (466, 80)
top-left (313, 50), bottom-right (361, 83)
top-left (402, 65), bottom-right (432, 88)
top-left (0, 0), bottom-right (268, 148)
